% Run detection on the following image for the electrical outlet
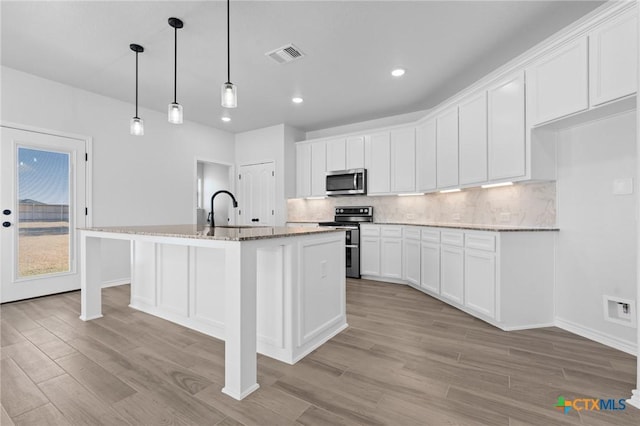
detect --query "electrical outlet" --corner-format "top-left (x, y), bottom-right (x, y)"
top-left (499, 212), bottom-right (511, 223)
top-left (603, 296), bottom-right (636, 328)
top-left (618, 302), bottom-right (631, 319)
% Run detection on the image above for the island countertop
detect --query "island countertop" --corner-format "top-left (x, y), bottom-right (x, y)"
top-left (81, 224), bottom-right (344, 241)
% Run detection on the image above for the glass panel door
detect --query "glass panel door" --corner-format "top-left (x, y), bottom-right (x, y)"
top-left (1, 126), bottom-right (87, 303)
top-left (17, 147), bottom-right (71, 278)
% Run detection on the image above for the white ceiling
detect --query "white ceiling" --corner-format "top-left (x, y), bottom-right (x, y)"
top-left (1, 1), bottom-right (604, 134)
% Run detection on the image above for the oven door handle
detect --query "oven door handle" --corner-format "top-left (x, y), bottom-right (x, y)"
top-left (345, 244), bottom-right (359, 248)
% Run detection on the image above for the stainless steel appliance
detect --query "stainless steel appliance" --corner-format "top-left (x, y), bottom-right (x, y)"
top-left (319, 206), bottom-right (373, 278)
top-left (326, 168), bottom-right (367, 196)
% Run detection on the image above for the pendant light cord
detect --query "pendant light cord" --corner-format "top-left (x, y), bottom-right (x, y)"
top-left (135, 51), bottom-right (139, 118)
top-left (174, 26), bottom-right (178, 103)
top-left (226, 0), bottom-right (230, 84)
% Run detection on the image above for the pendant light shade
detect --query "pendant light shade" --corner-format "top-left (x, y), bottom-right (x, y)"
top-left (168, 17), bottom-right (184, 124)
top-left (221, 0), bottom-right (237, 108)
top-left (130, 117), bottom-right (144, 136)
top-left (130, 43), bottom-right (144, 136)
top-left (168, 102), bottom-right (183, 124)
top-left (221, 82), bottom-right (237, 108)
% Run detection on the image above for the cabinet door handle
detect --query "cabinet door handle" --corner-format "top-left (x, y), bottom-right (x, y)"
top-left (2, 209), bottom-right (11, 215)
top-left (2, 221), bottom-right (11, 228)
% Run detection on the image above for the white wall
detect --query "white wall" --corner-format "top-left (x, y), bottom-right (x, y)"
top-left (235, 124), bottom-right (303, 226)
top-left (1, 66), bottom-right (235, 284)
top-left (556, 110), bottom-right (637, 353)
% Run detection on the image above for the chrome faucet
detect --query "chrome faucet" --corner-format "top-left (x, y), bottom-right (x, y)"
top-left (209, 190), bottom-right (238, 227)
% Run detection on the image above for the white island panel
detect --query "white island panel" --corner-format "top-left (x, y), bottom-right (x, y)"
top-left (299, 238), bottom-right (346, 348)
top-left (158, 244), bottom-right (189, 317)
top-left (192, 246), bottom-right (226, 331)
top-left (80, 225), bottom-right (346, 401)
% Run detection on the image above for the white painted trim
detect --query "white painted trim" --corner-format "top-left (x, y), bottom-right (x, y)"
top-left (222, 383), bottom-right (260, 401)
top-left (501, 323), bottom-right (555, 332)
top-left (291, 322), bottom-right (349, 364)
top-left (627, 389), bottom-right (640, 409)
top-left (101, 278), bottom-right (129, 288)
top-left (555, 317), bottom-right (637, 355)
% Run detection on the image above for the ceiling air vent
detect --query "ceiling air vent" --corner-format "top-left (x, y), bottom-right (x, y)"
top-left (266, 43), bottom-right (305, 64)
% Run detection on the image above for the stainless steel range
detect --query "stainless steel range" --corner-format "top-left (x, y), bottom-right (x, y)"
top-left (319, 206), bottom-right (373, 278)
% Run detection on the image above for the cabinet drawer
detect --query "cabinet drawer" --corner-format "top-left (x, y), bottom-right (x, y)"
top-left (403, 227), bottom-right (421, 240)
top-left (441, 231), bottom-right (464, 247)
top-left (421, 229), bottom-right (440, 243)
top-left (360, 226), bottom-right (380, 237)
top-left (465, 233), bottom-right (496, 252)
top-left (381, 226), bottom-right (402, 238)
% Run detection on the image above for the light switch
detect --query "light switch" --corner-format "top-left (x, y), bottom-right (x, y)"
top-left (613, 178), bottom-right (633, 195)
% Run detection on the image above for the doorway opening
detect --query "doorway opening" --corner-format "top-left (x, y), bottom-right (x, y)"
top-left (196, 160), bottom-right (234, 226)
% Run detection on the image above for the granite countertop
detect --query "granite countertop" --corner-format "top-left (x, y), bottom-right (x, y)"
top-left (81, 224), bottom-right (344, 241)
top-left (370, 222), bottom-right (559, 232)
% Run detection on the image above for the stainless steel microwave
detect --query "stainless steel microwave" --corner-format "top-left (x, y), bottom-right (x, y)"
top-left (326, 168), bottom-right (367, 196)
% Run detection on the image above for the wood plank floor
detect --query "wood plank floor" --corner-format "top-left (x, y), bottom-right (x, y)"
top-left (1, 278), bottom-right (639, 425)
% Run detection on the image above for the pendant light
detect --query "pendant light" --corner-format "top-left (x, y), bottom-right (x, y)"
top-left (221, 0), bottom-right (237, 108)
top-left (168, 17), bottom-right (184, 124)
top-left (129, 44), bottom-right (144, 136)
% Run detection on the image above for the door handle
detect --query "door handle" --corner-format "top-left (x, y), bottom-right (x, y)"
top-left (251, 218), bottom-right (259, 222)
top-left (2, 221), bottom-right (11, 228)
top-left (2, 209), bottom-right (10, 215)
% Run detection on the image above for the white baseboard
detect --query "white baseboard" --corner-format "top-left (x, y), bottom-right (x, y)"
top-left (101, 278), bottom-right (131, 288)
top-left (555, 317), bottom-right (637, 355)
top-left (627, 389), bottom-right (640, 409)
top-left (502, 322), bottom-right (556, 331)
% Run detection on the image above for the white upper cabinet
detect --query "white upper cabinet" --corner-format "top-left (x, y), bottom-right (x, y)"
top-left (415, 119), bottom-right (437, 192)
top-left (296, 143), bottom-right (311, 198)
top-left (346, 136), bottom-right (365, 169)
top-left (390, 127), bottom-right (416, 193)
top-left (458, 92), bottom-right (488, 185)
top-left (310, 142), bottom-right (327, 197)
top-left (325, 138), bottom-right (346, 172)
top-left (365, 132), bottom-right (391, 194)
top-left (436, 107), bottom-right (459, 188)
top-left (488, 71), bottom-right (526, 180)
top-left (527, 37), bottom-right (589, 125)
top-left (589, 9), bottom-right (638, 107)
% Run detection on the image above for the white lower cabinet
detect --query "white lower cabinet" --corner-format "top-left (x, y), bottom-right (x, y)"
top-left (440, 244), bottom-right (464, 305)
top-left (403, 227), bottom-right (421, 286)
top-left (381, 226), bottom-right (403, 279)
top-left (464, 248), bottom-right (496, 319)
top-left (361, 224), bottom-right (556, 330)
top-left (360, 225), bottom-right (380, 276)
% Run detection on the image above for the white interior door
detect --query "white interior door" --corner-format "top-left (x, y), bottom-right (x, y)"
top-left (1, 126), bottom-right (87, 302)
top-left (238, 162), bottom-right (275, 226)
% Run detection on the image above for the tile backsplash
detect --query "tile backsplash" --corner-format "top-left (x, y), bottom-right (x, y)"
top-left (287, 181), bottom-right (556, 227)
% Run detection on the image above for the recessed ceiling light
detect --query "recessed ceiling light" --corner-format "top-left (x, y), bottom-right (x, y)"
top-left (391, 68), bottom-right (406, 77)
top-left (221, 116), bottom-right (231, 122)
top-left (292, 97), bottom-right (304, 104)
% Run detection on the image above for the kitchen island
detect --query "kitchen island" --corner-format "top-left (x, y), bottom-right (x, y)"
top-left (79, 224), bottom-right (346, 400)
